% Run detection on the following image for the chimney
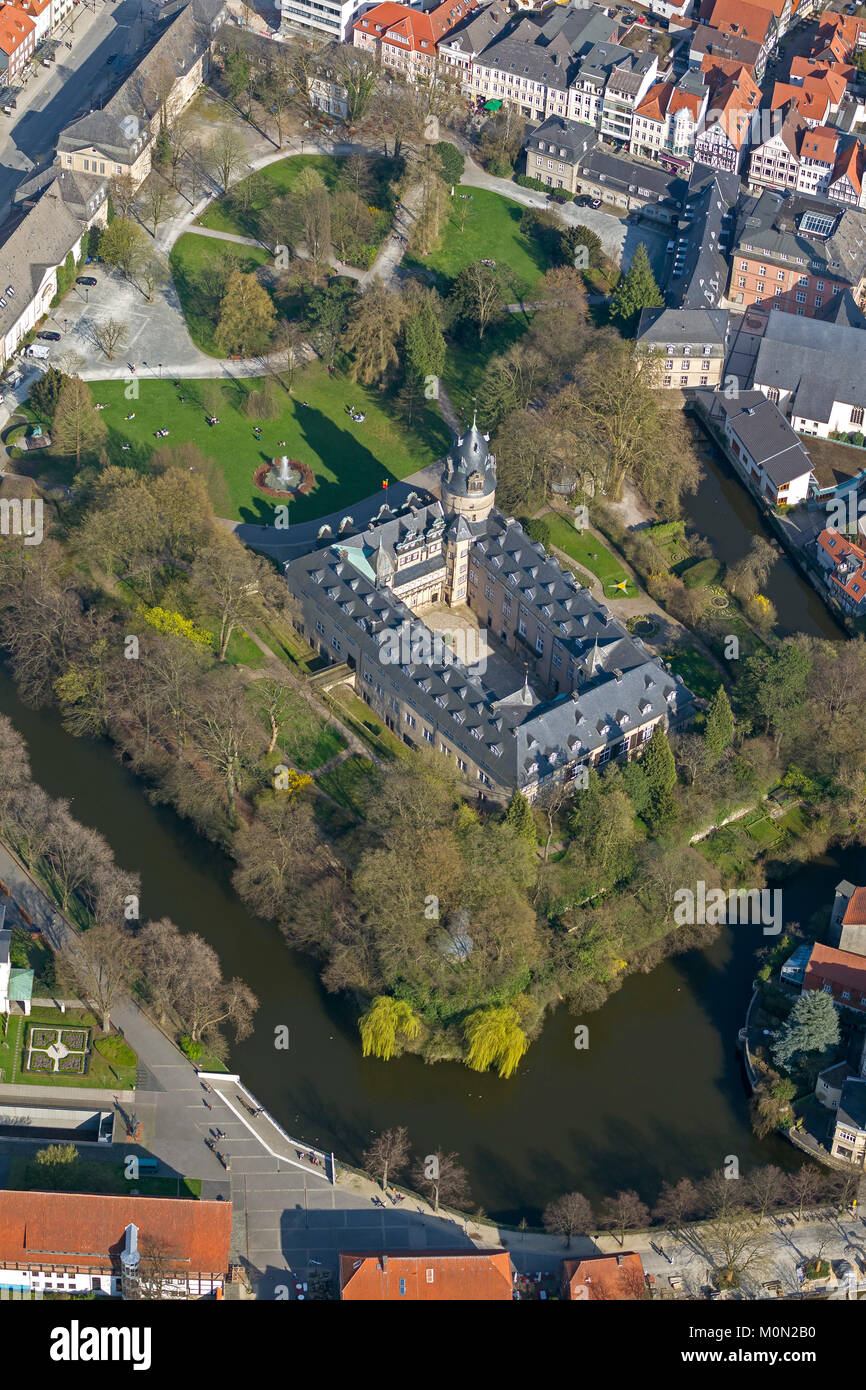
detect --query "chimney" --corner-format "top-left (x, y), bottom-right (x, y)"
top-left (381, 1255), bottom-right (388, 1271)
top-left (616, 1254), bottom-right (624, 1266)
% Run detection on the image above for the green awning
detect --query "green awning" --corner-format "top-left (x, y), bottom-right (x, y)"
top-left (483, 100), bottom-right (503, 111)
top-left (8, 968), bottom-right (33, 1001)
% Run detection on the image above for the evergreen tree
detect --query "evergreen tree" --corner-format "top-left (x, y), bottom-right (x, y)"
top-left (772, 990), bottom-right (839, 1071)
top-left (52, 375), bottom-right (107, 468)
top-left (404, 297), bottom-right (445, 383)
top-left (609, 243), bottom-right (663, 333)
top-left (704, 684), bottom-right (735, 762)
top-left (29, 367), bottom-right (69, 422)
top-left (640, 725), bottom-right (677, 826)
top-left (503, 790), bottom-right (537, 845)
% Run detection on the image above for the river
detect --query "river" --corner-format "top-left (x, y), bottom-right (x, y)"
top-left (3, 661), bottom-right (859, 1223)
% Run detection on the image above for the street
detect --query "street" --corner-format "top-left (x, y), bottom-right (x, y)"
top-left (0, 0), bottom-right (157, 229)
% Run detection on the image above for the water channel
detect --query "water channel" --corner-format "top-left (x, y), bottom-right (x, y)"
top-left (0, 454), bottom-right (853, 1223)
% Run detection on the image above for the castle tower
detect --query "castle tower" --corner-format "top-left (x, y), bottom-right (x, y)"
top-left (440, 404), bottom-right (496, 525)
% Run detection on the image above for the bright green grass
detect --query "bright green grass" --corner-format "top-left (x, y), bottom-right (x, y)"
top-left (329, 686), bottom-right (407, 760)
top-left (196, 155), bottom-right (344, 238)
top-left (274, 693), bottom-right (347, 770)
top-left (7, 1157), bottom-right (201, 1200)
top-left (169, 233), bottom-right (273, 356)
top-left (542, 514), bottom-right (636, 595)
top-left (74, 368), bottom-right (451, 524)
top-left (664, 646), bottom-right (720, 702)
top-left (405, 186), bottom-right (550, 295)
top-left (778, 805), bottom-right (809, 837)
top-left (13, 1007), bottom-right (137, 1090)
top-left (744, 817), bottom-right (781, 849)
top-left (318, 755), bottom-right (380, 815)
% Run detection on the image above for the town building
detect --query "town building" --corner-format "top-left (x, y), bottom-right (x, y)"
top-left (831, 1078), bottom-right (866, 1164)
top-left (693, 65), bottom-right (761, 173)
top-left (728, 189), bottom-right (866, 319)
top-left (0, 1192), bottom-right (232, 1297)
top-left (629, 71), bottom-right (709, 169)
top-left (696, 388), bottom-right (816, 505)
top-left (570, 144), bottom-right (686, 219)
top-left (352, 0), bottom-right (481, 81)
top-left (339, 1249), bottom-right (514, 1299)
top-left (522, 115), bottom-right (598, 193)
top-left (815, 529), bottom-right (866, 614)
top-left (284, 418), bottom-right (694, 801)
top-left (280, 0), bottom-right (367, 43)
top-left (0, 920), bottom-right (32, 1016)
top-left (689, 23), bottom-right (765, 82)
top-left (803, 941), bottom-right (866, 1013)
top-left (309, 74), bottom-right (349, 118)
top-left (55, 0), bottom-right (227, 189)
top-left (636, 305), bottom-right (729, 388)
top-left (750, 310), bottom-right (866, 438)
top-left (561, 1251), bottom-right (646, 1299)
top-left (647, 0), bottom-right (696, 22)
top-left (666, 165), bottom-right (739, 309)
top-left (18, 0), bottom-right (50, 45)
top-left (701, 0), bottom-right (780, 58)
top-left (831, 881), bottom-right (866, 956)
top-left (816, 1061), bottom-right (852, 1111)
top-left (0, 6), bottom-right (35, 82)
top-left (438, 0), bottom-right (511, 88)
top-left (749, 114), bottom-right (866, 208)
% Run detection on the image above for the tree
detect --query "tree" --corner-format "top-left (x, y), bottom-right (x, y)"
top-left (463, 1005), bottom-right (529, 1079)
top-left (109, 173), bottom-right (137, 220)
top-left (503, 790), bottom-right (536, 846)
top-left (772, 990), bottom-right (840, 1071)
top-left (787, 1165), bottom-right (823, 1221)
top-left (303, 279), bottom-right (354, 368)
top-left (208, 127), bottom-right (246, 193)
top-left (191, 674), bottom-right (260, 818)
top-left (363, 1126), bottom-right (411, 1191)
top-left (138, 175), bottom-right (170, 237)
top-left (563, 223), bottom-right (603, 270)
top-left (600, 1189), bottom-right (650, 1246)
top-left (294, 165), bottom-right (332, 266)
top-left (703, 685), bottom-right (734, 763)
top-left (214, 269), bottom-right (276, 357)
top-left (609, 243), bottom-right (663, 332)
top-left (449, 261), bottom-right (507, 340)
top-left (726, 536), bottom-right (777, 602)
top-left (359, 995), bottom-right (421, 1060)
top-left (99, 217), bottom-right (148, 279)
top-left (745, 1164), bottom-right (787, 1222)
top-left (191, 534), bottom-right (270, 662)
top-left (57, 919), bottom-right (136, 1032)
top-left (435, 140), bottom-right (464, 185)
top-left (654, 1178), bottom-right (701, 1233)
top-left (29, 366), bottom-right (69, 421)
top-left (138, 253), bottom-right (169, 303)
top-left (404, 291), bottom-right (445, 383)
top-left (542, 1191), bottom-right (593, 1247)
top-left (95, 318), bottom-right (128, 361)
top-left (640, 725), bottom-right (677, 827)
top-left (343, 284), bottom-right (406, 386)
top-left (704, 1207), bottom-right (770, 1290)
top-left (336, 49), bottom-right (378, 123)
top-left (411, 1148), bottom-right (471, 1213)
top-left (51, 375), bottom-right (107, 468)
top-left (33, 1143), bottom-right (80, 1189)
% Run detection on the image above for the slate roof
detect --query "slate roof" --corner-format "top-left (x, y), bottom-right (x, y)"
top-left (689, 23), bottom-right (762, 69)
top-left (816, 287), bottom-right (866, 329)
top-left (524, 115), bottom-right (599, 166)
top-left (475, 4), bottom-right (617, 86)
top-left (837, 1078), bottom-right (866, 1133)
top-left (752, 311), bottom-right (866, 420)
top-left (0, 196), bottom-right (85, 342)
top-left (439, 0), bottom-right (510, 54)
top-left (57, 111), bottom-right (148, 162)
top-left (702, 389), bottom-right (815, 484)
top-left (14, 166), bottom-right (108, 220)
top-left (575, 147), bottom-right (685, 203)
top-left (286, 499), bottom-right (693, 792)
top-left (0, 1192), bottom-right (232, 1273)
top-left (637, 305), bottom-right (729, 352)
top-left (667, 171), bottom-right (737, 311)
top-left (734, 189), bottom-right (866, 287)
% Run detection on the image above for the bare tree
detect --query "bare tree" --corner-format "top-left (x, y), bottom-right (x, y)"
top-left (703, 1208), bottom-right (770, 1291)
top-left (599, 1190), bottom-right (650, 1247)
top-left (138, 253), bottom-right (169, 303)
top-left (363, 1126), bottom-right (411, 1192)
top-left (46, 809), bottom-right (113, 913)
top-left (138, 175), bottom-right (170, 238)
top-left (411, 1148), bottom-right (471, 1213)
top-left (542, 1191), bottom-right (593, 1248)
top-left (109, 172), bottom-right (138, 220)
top-left (787, 1165), bottom-right (823, 1221)
top-left (208, 127), bottom-right (247, 194)
top-left (56, 919), bottom-right (137, 1033)
top-left (95, 318), bottom-right (128, 361)
top-left (745, 1165), bottom-right (787, 1223)
top-left (653, 1178), bottom-right (701, 1234)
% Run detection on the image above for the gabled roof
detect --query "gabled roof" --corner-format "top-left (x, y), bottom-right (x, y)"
top-left (704, 389), bottom-right (815, 485)
top-left (804, 941), bottom-right (866, 996)
top-left (704, 0), bottom-right (775, 46)
top-left (799, 124), bottom-right (841, 167)
top-left (562, 1252), bottom-right (646, 1300)
top-left (0, 1192), bottom-right (232, 1273)
top-left (355, 0), bottom-right (482, 52)
top-left (340, 1250), bottom-right (513, 1300)
top-left (635, 82), bottom-right (674, 123)
top-left (842, 886), bottom-right (866, 927)
top-left (832, 139), bottom-right (865, 196)
top-left (816, 530), bottom-right (866, 604)
top-left (0, 5), bottom-right (35, 55)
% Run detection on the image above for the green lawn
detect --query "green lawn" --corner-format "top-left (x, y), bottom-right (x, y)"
top-left (542, 514), bottom-right (637, 597)
top-left (442, 314), bottom-right (530, 420)
top-left (269, 689), bottom-right (347, 770)
top-left (68, 367), bottom-right (451, 524)
top-left (7, 1157), bottom-right (200, 1200)
top-left (169, 233), bottom-right (273, 356)
top-left (4, 1008), bottom-right (137, 1090)
top-left (664, 646), bottom-right (720, 702)
top-left (329, 686), bottom-right (408, 760)
top-left (196, 155), bottom-right (345, 238)
top-left (318, 755), bottom-right (380, 815)
top-left (405, 186), bottom-right (551, 296)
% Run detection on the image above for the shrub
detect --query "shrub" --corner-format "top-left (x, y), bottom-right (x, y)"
top-left (515, 174), bottom-right (549, 192)
top-left (96, 1034), bottom-right (135, 1067)
top-left (180, 1036), bottom-right (204, 1060)
top-left (523, 517), bottom-right (552, 548)
top-left (486, 154), bottom-right (514, 178)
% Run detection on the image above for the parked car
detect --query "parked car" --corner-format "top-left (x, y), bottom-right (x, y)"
top-left (76, 276), bottom-right (97, 286)
top-left (588, 197), bottom-right (602, 209)
top-left (37, 330), bottom-right (60, 341)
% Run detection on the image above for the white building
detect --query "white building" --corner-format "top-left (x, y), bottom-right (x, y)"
top-left (279, 0), bottom-right (367, 42)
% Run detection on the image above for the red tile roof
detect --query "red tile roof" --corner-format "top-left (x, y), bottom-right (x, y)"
top-left (706, 70), bottom-right (761, 147)
top-left (705, 0), bottom-right (775, 45)
top-left (0, 1192), bottom-right (232, 1273)
top-left (635, 82), bottom-right (674, 122)
top-left (0, 5), bottom-right (35, 56)
top-left (804, 942), bottom-right (866, 998)
top-left (562, 1252), bottom-right (646, 1301)
top-left (340, 1249), bottom-right (514, 1300)
top-left (355, 0), bottom-right (479, 52)
top-left (817, 528), bottom-right (866, 603)
top-left (799, 124), bottom-right (840, 165)
top-left (832, 139), bottom-right (864, 195)
top-left (843, 887), bottom-right (866, 927)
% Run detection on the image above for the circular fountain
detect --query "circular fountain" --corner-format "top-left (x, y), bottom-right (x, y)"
top-left (254, 455), bottom-right (315, 498)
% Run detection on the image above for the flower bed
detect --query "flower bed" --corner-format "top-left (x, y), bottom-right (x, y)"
top-left (26, 1052), bottom-right (54, 1071)
top-left (58, 1054), bottom-right (85, 1073)
top-left (62, 1031), bottom-right (87, 1050)
top-left (31, 1028), bottom-right (57, 1049)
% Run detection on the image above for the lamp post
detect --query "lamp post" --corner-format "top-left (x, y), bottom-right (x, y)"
top-left (158, 362), bottom-right (162, 379)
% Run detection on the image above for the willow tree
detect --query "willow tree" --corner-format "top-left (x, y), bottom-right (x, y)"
top-left (463, 1005), bottom-right (528, 1079)
top-left (359, 996), bottom-right (421, 1060)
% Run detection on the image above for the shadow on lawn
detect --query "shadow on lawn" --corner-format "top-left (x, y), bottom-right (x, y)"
top-left (236, 402), bottom-right (405, 528)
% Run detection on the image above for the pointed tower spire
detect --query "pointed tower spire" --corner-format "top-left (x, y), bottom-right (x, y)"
top-left (471, 397), bottom-right (478, 431)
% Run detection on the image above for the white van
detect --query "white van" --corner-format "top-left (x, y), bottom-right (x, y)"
top-left (25, 344), bottom-right (50, 359)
